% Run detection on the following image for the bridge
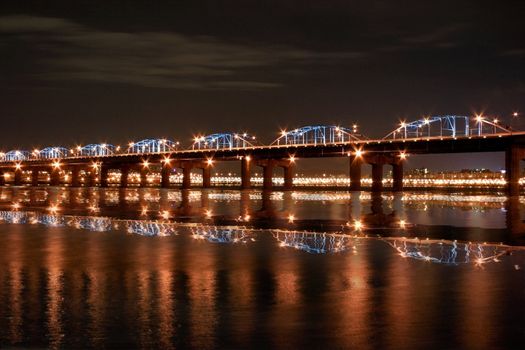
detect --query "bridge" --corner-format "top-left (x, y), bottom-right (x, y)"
top-left (1, 115), bottom-right (525, 195)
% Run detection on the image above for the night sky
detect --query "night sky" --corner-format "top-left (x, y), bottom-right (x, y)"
top-left (1, 0), bottom-right (524, 172)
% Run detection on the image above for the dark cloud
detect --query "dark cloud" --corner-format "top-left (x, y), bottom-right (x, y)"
top-left (0, 15), bottom-right (363, 90)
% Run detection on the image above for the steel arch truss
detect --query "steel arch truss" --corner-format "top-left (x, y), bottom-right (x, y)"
top-left (271, 125), bottom-right (364, 146)
top-left (383, 115), bottom-right (512, 140)
top-left (35, 147), bottom-right (69, 159)
top-left (77, 144), bottom-right (116, 157)
top-left (4, 150), bottom-right (30, 161)
top-left (127, 139), bottom-right (178, 154)
top-left (192, 132), bottom-right (257, 150)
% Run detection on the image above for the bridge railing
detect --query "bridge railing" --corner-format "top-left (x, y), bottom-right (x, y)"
top-left (127, 139), bottom-right (179, 154)
top-left (192, 132), bottom-right (258, 150)
top-left (271, 125), bottom-right (365, 146)
top-left (383, 115), bottom-right (512, 140)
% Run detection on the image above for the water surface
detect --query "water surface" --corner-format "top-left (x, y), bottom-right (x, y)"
top-left (0, 187), bottom-right (524, 349)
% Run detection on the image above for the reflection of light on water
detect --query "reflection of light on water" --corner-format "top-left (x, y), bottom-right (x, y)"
top-left (0, 210), bottom-right (523, 269)
top-left (190, 226), bottom-right (253, 244)
top-left (73, 217), bottom-right (113, 232)
top-left (386, 238), bottom-right (510, 266)
top-left (126, 221), bottom-right (176, 236)
top-left (273, 230), bottom-right (357, 254)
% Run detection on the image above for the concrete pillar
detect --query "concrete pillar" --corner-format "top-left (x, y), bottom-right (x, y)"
top-left (392, 162), bottom-right (403, 192)
top-left (14, 170), bottom-right (22, 186)
top-left (50, 168), bottom-right (61, 186)
top-left (350, 156), bottom-right (362, 191)
top-left (32, 170), bottom-right (39, 187)
top-left (161, 165), bottom-right (171, 188)
top-left (71, 167), bottom-right (81, 187)
top-left (202, 166), bottom-right (211, 188)
top-left (140, 168), bottom-right (148, 187)
top-left (120, 166), bottom-right (130, 188)
top-left (87, 170), bottom-right (98, 187)
top-left (263, 164), bottom-right (274, 190)
top-left (0, 172), bottom-right (4, 186)
top-left (100, 166), bottom-right (109, 188)
top-left (241, 157), bottom-right (251, 189)
top-left (182, 165), bottom-right (192, 189)
top-left (371, 163), bottom-right (383, 192)
top-left (283, 165), bottom-right (294, 190)
top-left (506, 145), bottom-right (522, 196)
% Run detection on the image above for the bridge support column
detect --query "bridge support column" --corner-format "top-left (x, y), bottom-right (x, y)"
top-left (100, 166), bottom-right (109, 188)
top-left (0, 172), bottom-right (4, 186)
top-left (263, 163), bottom-right (274, 190)
top-left (14, 169), bottom-right (22, 186)
top-left (31, 170), bottom-right (39, 187)
top-left (202, 166), bottom-right (211, 188)
top-left (506, 145), bottom-right (524, 196)
top-left (120, 166), bottom-right (130, 188)
top-left (371, 163), bottom-right (383, 192)
top-left (50, 168), bottom-right (61, 186)
top-left (392, 162), bottom-right (403, 192)
top-left (161, 165), bottom-right (171, 188)
top-left (241, 157), bottom-right (251, 189)
top-left (283, 165), bottom-right (294, 190)
top-left (182, 165), bottom-right (192, 189)
top-left (140, 168), bottom-right (148, 187)
top-left (71, 167), bottom-right (81, 187)
top-left (350, 156), bottom-right (362, 191)
top-left (87, 170), bottom-right (98, 187)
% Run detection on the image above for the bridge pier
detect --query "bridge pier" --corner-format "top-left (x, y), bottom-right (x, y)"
top-left (100, 165), bottom-right (109, 187)
top-left (202, 166), bottom-right (211, 188)
top-left (161, 165), bottom-right (171, 188)
top-left (283, 164), bottom-right (294, 190)
top-left (505, 145), bottom-right (525, 196)
top-left (263, 163), bottom-right (274, 190)
top-left (349, 156), bottom-right (362, 191)
top-left (31, 169), bottom-right (39, 187)
top-left (50, 168), bottom-right (61, 186)
top-left (0, 171), bottom-right (4, 186)
top-left (182, 164), bottom-right (192, 189)
top-left (87, 170), bottom-right (98, 187)
top-left (14, 169), bottom-right (22, 186)
top-left (120, 166), bottom-right (130, 188)
top-left (140, 168), bottom-right (148, 187)
top-left (241, 157), bottom-right (251, 189)
top-left (70, 167), bottom-right (81, 187)
top-left (392, 162), bottom-right (404, 192)
top-left (371, 163), bottom-right (383, 192)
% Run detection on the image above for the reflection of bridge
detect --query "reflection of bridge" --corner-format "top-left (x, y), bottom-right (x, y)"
top-left (0, 209), bottom-right (516, 266)
top-left (0, 115), bottom-right (524, 194)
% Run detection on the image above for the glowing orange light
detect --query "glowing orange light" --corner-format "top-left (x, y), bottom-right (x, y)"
top-left (288, 214), bottom-right (295, 223)
top-left (48, 204), bottom-right (60, 213)
top-left (206, 158), bottom-right (214, 166)
top-left (355, 149), bottom-right (364, 158)
top-left (52, 160), bottom-right (61, 169)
